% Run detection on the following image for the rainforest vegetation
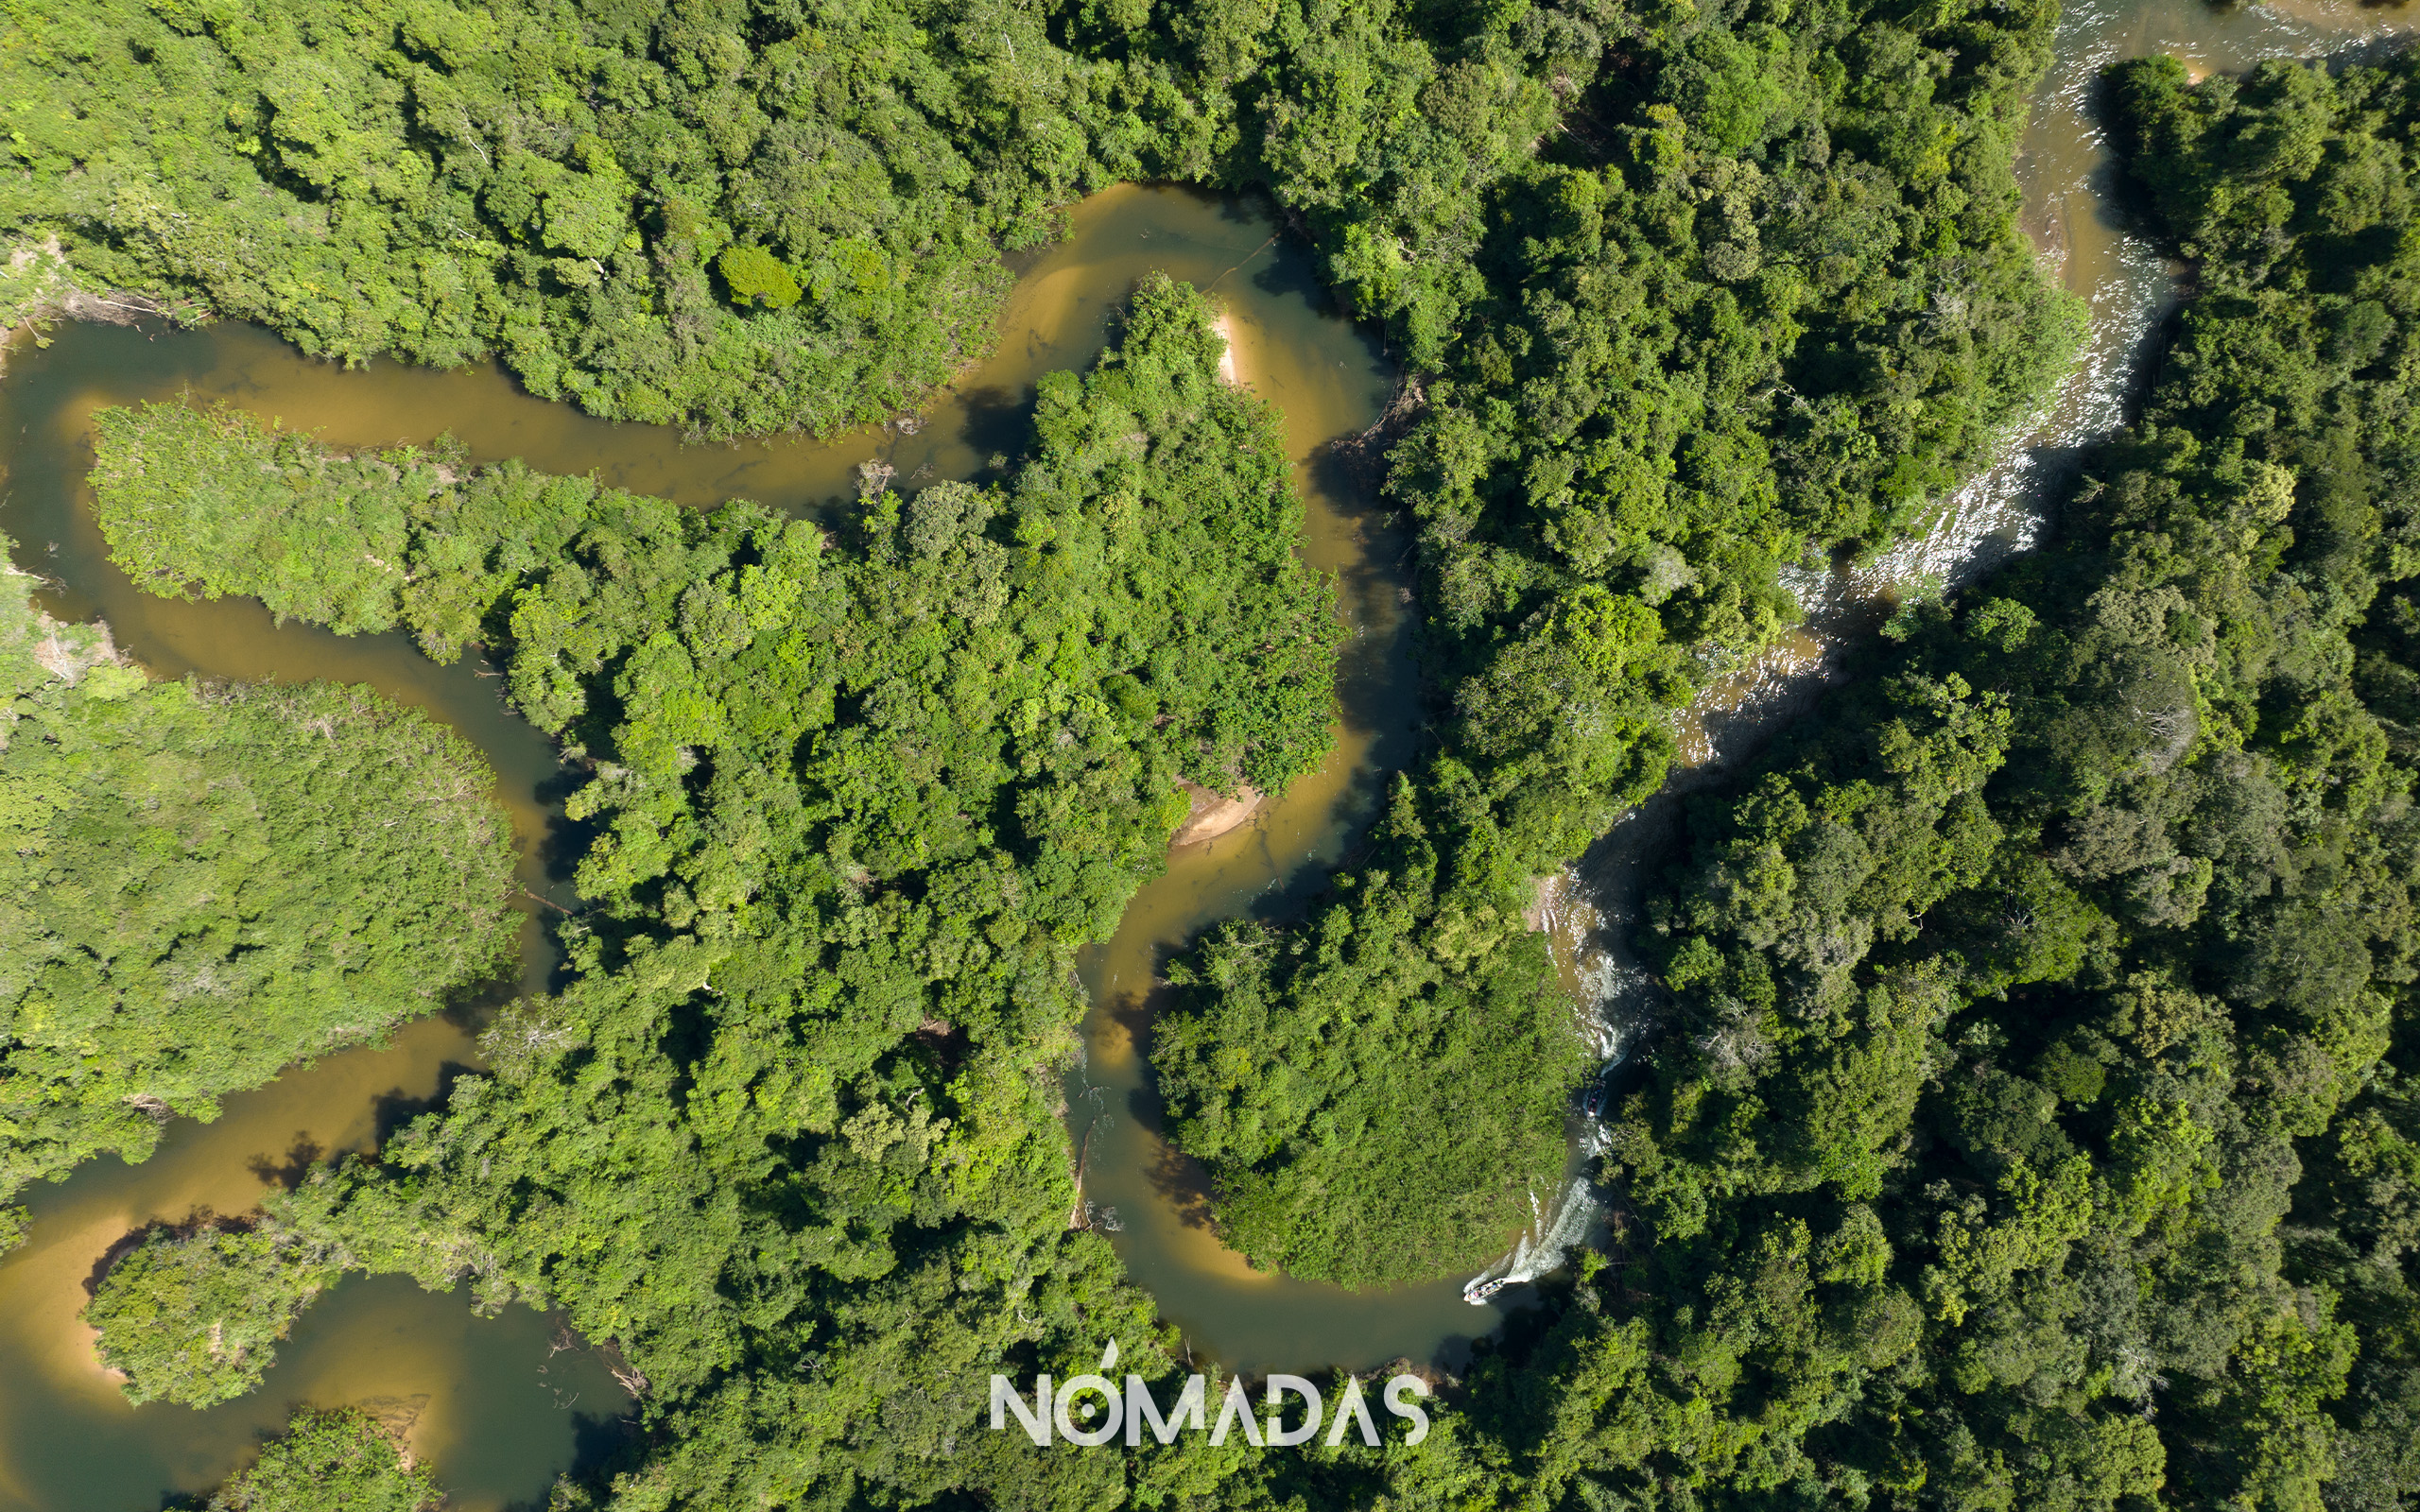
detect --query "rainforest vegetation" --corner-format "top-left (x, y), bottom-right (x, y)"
top-left (20, 0), bottom-right (2420, 1503)
top-left (0, 0), bottom-right (2072, 461)
top-left (1478, 49), bottom-right (2420, 1508)
top-left (87, 274), bottom-right (1336, 927)
top-left (194, 1407), bottom-right (443, 1512)
top-left (1151, 0), bottom-right (2080, 1280)
top-left (85, 1215), bottom-right (340, 1406)
top-left (0, 548), bottom-right (516, 1228)
top-left (80, 279), bottom-right (1364, 1504)
top-left (12, 0), bottom-right (2080, 1297)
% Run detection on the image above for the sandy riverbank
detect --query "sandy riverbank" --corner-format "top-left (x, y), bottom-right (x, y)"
top-left (1171, 780), bottom-right (1263, 847)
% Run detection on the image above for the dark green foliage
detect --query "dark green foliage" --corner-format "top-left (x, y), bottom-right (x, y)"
top-left (23, 0), bottom-right (2079, 1302)
top-left (78, 282), bottom-right (1358, 1507)
top-left (1469, 50), bottom-right (2420, 1506)
top-left (0, 552), bottom-right (517, 1203)
top-left (200, 1407), bottom-right (441, 1512)
top-left (9, 0), bottom-right (2290, 1501)
top-left (88, 404), bottom-right (432, 638)
top-left (3, 0), bottom-right (2072, 458)
top-left (1158, 781), bottom-right (1590, 1285)
top-left (1329, 0), bottom-right (2080, 882)
top-left (91, 277), bottom-right (1338, 955)
top-left (0, 0), bottom-right (1103, 436)
top-left (1155, 0), bottom-right (2081, 1288)
top-left (83, 1220), bottom-right (340, 1408)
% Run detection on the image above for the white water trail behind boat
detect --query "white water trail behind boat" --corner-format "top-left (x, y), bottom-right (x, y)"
top-left (1466, 1174), bottom-right (1602, 1299)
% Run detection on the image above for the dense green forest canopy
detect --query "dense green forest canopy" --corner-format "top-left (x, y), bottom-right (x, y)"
top-left (34, 0), bottom-right (2420, 1508)
top-left (84, 1216), bottom-right (339, 1407)
top-left (0, 0), bottom-right (2073, 497)
top-left (0, 548), bottom-right (516, 1219)
top-left (12, 0), bottom-right (2081, 1298)
top-left (1151, 0), bottom-right (2079, 1282)
top-left (88, 275), bottom-right (1336, 936)
top-left (1461, 49), bottom-right (2420, 1508)
top-left (1157, 839), bottom-right (1591, 1287)
top-left (79, 279), bottom-right (1374, 1507)
top-left (4, 0), bottom-right (1100, 436)
top-left (4, 0), bottom-right (2083, 696)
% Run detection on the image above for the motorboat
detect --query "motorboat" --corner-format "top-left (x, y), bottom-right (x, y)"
top-left (1463, 1274), bottom-right (1512, 1306)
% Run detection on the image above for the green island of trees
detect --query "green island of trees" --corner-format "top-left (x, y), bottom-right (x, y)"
top-left (199, 1407), bottom-right (441, 1512)
top-left (84, 1217), bottom-right (340, 1407)
top-left (0, 547), bottom-right (516, 1227)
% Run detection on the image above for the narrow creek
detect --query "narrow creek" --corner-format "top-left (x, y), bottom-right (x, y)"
top-left (1544, 0), bottom-right (2420, 1298)
top-left (3, 1), bottom-right (2417, 1495)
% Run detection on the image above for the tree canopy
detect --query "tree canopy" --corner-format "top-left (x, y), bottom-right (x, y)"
top-left (30, 0), bottom-right (2420, 1505)
top-left (84, 1217), bottom-right (340, 1408)
top-left (1153, 0), bottom-right (2079, 1286)
top-left (76, 280), bottom-right (1364, 1505)
top-left (0, 548), bottom-right (517, 1215)
top-left (1481, 48), bottom-right (2420, 1507)
top-left (4, 0), bottom-right (2070, 459)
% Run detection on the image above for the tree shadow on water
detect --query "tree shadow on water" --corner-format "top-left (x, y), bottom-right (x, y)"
top-left (950, 384), bottom-right (1035, 483)
top-left (371, 1062), bottom-right (479, 1147)
top-left (1247, 244), bottom-right (1347, 318)
top-left (245, 1134), bottom-right (326, 1192)
top-left (497, 1403), bottom-right (641, 1511)
top-left (535, 764), bottom-right (600, 893)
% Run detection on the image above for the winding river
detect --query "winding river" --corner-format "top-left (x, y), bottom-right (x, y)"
top-left (2, 1), bottom-right (2416, 1497)
top-left (1072, 0), bottom-right (2420, 1366)
top-left (0, 186), bottom-right (1404, 1507)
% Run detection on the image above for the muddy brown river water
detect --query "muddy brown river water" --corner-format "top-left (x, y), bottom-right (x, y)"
top-left (3, 5), bottom-right (2417, 1497)
top-left (0, 185), bottom-right (1404, 1507)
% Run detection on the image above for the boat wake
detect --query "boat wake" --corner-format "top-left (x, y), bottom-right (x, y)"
top-left (1461, 1174), bottom-right (1599, 1306)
